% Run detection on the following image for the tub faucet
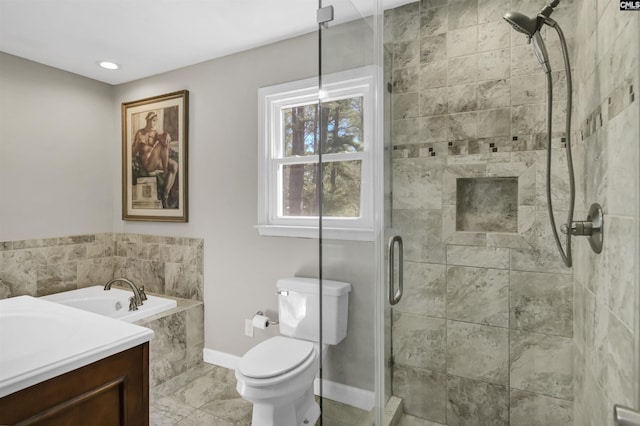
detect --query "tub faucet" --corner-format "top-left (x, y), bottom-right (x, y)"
top-left (104, 278), bottom-right (144, 309)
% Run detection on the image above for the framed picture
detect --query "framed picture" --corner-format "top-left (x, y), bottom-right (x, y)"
top-left (122, 90), bottom-right (188, 222)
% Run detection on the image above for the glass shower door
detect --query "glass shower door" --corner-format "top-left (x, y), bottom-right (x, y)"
top-left (317, 0), bottom-right (388, 424)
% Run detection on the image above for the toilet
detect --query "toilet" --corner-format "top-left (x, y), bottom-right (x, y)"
top-left (235, 277), bottom-right (351, 426)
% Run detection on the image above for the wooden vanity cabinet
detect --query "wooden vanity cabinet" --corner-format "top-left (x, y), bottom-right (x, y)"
top-left (0, 343), bottom-right (149, 426)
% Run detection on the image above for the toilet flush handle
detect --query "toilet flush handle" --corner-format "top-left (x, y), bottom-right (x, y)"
top-left (276, 290), bottom-right (289, 296)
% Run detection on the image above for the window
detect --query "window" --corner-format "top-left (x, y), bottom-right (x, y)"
top-left (256, 67), bottom-right (375, 240)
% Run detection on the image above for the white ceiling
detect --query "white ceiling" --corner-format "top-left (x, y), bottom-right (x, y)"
top-left (0, 0), bottom-right (408, 85)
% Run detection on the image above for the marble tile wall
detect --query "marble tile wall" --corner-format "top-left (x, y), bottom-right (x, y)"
top-left (136, 297), bottom-right (204, 388)
top-left (0, 233), bottom-right (115, 298)
top-left (112, 233), bottom-right (204, 302)
top-left (386, 0), bottom-right (577, 424)
top-left (572, 3), bottom-right (639, 426)
top-left (0, 232), bottom-right (204, 302)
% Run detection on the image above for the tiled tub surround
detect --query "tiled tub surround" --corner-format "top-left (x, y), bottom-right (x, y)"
top-left (0, 233), bottom-right (205, 388)
top-left (386, 0), bottom-right (577, 424)
top-left (0, 233), bottom-right (203, 301)
top-left (137, 296), bottom-right (204, 388)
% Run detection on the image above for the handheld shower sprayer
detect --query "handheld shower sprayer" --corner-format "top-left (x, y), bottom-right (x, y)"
top-left (502, 1), bottom-right (604, 267)
top-left (531, 32), bottom-right (551, 74)
top-left (502, 9), bottom-right (551, 74)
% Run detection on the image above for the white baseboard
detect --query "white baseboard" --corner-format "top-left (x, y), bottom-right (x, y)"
top-left (202, 348), bottom-right (374, 412)
top-left (203, 347), bottom-right (239, 370)
top-left (313, 378), bottom-right (374, 412)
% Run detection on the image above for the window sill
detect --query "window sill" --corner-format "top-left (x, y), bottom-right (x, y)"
top-left (255, 225), bottom-right (374, 241)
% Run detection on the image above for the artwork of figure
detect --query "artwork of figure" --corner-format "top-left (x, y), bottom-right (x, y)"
top-left (122, 90), bottom-right (188, 222)
top-left (131, 109), bottom-right (180, 209)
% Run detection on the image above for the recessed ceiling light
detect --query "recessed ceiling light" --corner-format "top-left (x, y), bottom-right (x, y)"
top-left (98, 61), bottom-right (119, 70)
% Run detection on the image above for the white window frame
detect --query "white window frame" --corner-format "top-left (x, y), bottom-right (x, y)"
top-left (256, 66), bottom-right (375, 241)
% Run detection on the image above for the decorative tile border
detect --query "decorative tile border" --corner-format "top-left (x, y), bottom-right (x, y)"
top-left (392, 133), bottom-right (568, 159)
top-left (581, 78), bottom-right (636, 141)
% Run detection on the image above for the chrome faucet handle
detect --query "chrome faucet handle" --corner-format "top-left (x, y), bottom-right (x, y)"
top-left (139, 286), bottom-right (148, 302)
top-left (128, 296), bottom-right (139, 311)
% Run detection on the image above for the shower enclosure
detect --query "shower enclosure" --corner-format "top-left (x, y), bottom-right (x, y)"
top-left (316, 1), bottom-right (639, 425)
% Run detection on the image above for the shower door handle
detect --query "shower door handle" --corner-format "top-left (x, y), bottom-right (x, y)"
top-left (388, 235), bottom-right (403, 306)
top-left (615, 405), bottom-right (640, 426)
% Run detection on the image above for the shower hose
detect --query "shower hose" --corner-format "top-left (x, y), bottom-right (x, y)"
top-left (545, 22), bottom-right (575, 268)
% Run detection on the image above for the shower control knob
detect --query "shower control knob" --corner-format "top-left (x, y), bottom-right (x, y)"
top-left (558, 203), bottom-right (604, 254)
top-left (561, 221), bottom-right (592, 236)
top-left (570, 221), bottom-right (593, 236)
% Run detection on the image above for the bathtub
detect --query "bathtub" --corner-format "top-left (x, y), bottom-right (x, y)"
top-left (40, 285), bottom-right (177, 323)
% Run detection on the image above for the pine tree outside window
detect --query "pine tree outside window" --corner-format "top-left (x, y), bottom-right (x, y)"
top-left (256, 67), bottom-right (374, 240)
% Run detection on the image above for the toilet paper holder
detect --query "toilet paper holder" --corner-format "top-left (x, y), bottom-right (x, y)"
top-left (255, 311), bottom-right (279, 327)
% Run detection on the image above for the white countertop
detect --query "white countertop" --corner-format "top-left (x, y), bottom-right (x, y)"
top-left (0, 295), bottom-right (154, 398)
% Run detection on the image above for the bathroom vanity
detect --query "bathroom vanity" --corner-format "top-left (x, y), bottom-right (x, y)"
top-left (0, 296), bottom-right (154, 425)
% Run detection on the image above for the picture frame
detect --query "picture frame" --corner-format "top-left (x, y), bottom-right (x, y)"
top-left (122, 90), bottom-right (188, 222)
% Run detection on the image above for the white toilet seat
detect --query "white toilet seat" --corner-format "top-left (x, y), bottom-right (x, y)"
top-left (236, 337), bottom-right (319, 388)
top-left (239, 336), bottom-right (315, 379)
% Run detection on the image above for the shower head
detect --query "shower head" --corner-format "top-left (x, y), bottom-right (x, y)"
top-left (504, 1), bottom-right (561, 37)
top-left (503, 11), bottom-right (539, 37)
top-left (503, 10), bottom-right (551, 74)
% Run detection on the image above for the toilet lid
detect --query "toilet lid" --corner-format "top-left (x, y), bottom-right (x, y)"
top-left (238, 336), bottom-right (315, 379)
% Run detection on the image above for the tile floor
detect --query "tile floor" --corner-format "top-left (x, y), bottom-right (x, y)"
top-left (149, 362), bottom-right (437, 426)
top-left (151, 362), bottom-right (250, 425)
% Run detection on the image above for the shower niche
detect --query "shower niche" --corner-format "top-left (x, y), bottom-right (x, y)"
top-left (442, 159), bottom-right (536, 249)
top-left (456, 177), bottom-right (518, 233)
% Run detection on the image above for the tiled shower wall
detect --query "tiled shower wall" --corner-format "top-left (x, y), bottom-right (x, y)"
top-left (386, 0), bottom-right (576, 424)
top-left (572, 2), bottom-right (639, 426)
top-left (0, 233), bottom-right (203, 301)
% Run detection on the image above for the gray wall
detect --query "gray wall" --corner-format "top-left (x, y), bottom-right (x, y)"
top-left (572, 3), bottom-right (640, 425)
top-left (0, 28), bottom-right (376, 392)
top-left (0, 53), bottom-right (115, 240)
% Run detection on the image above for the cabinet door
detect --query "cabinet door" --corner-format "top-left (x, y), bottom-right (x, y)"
top-left (0, 343), bottom-right (149, 426)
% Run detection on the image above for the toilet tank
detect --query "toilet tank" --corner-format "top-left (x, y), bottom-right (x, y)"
top-left (277, 277), bottom-right (351, 345)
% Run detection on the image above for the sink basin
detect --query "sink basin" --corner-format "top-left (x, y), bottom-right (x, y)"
top-left (0, 311), bottom-right (76, 362)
